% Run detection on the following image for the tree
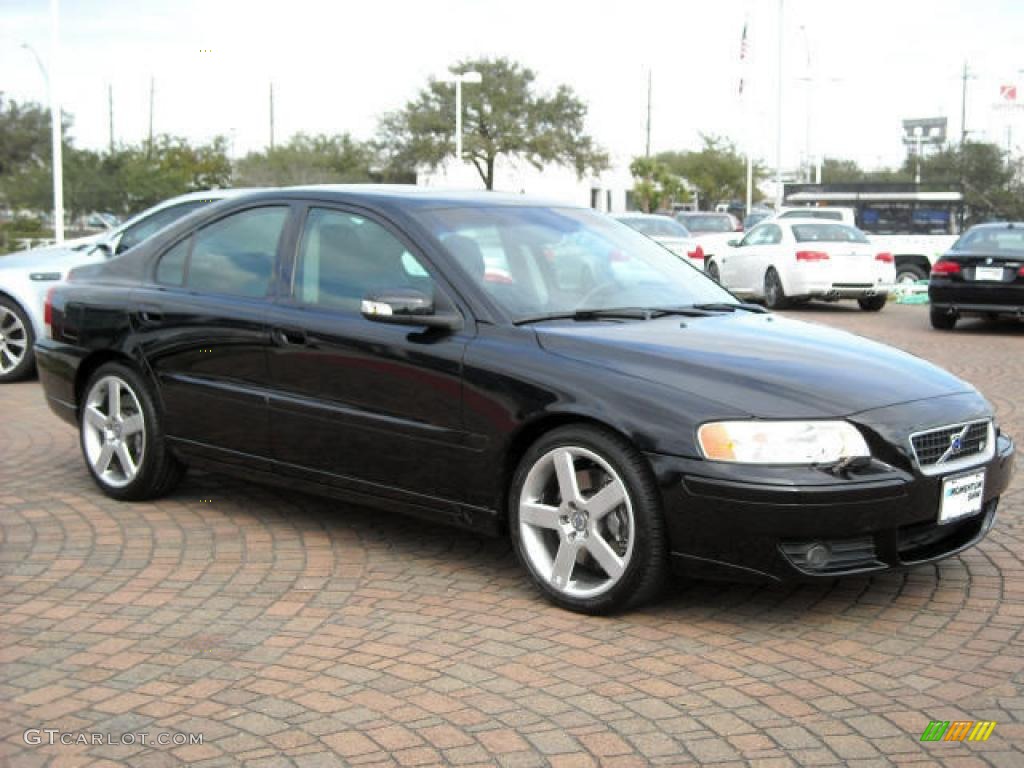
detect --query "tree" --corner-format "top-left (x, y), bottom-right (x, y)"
top-left (910, 142), bottom-right (1024, 224)
top-left (657, 135), bottom-right (761, 210)
top-left (111, 135), bottom-right (232, 212)
top-left (234, 133), bottom-right (389, 187)
top-left (629, 157), bottom-right (688, 212)
top-left (377, 57), bottom-right (608, 190)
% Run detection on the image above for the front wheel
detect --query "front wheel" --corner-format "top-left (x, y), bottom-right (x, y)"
top-left (509, 425), bottom-right (668, 614)
top-left (857, 295), bottom-right (887, 312)
top-left (0, 297), bottom-right (36, 383)
top-left (80, 362), bottom-right (185, 500)
top-left (764, 268), bottom-right (790, 310)
top-left (706, 261), bottom-right (721, 283)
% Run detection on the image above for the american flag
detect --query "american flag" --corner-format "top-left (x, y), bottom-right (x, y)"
top-left (738, 21), bottom-right (749, 95)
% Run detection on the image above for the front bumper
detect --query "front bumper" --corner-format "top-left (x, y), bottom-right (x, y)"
top-left (646, 431), bottom-right (1014, 582)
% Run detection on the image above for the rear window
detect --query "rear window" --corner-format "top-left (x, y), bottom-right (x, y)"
top-left (620, 217), bottom-right (691, 238)
top-left (792, 223), bottom-right (869, 243)
top-left (782, 209), bottom-right (843, 221)
top-left (952, 227), bottom-right (1024, 255)
top-left (678, 215), bottom-right (733, 233)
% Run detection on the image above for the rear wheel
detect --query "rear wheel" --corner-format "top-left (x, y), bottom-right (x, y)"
top-left (930, 307), bottom-right (957, 330)
top-left (509, 425), bottom-right (667, 614)
top-left (80, 362), bottom-right (185, 500)
top-left (706, 261), bottom-right (721, 283)
top-left (896, 264), bottom-right (927, 284)
top-left (857, 295), bottom-right (887, 312)
top-left (0, 298), bottom-right (35, 383)
top-left (764, 268), bottom-right (790, 310)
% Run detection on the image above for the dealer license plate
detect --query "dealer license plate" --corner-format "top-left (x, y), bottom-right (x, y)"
top-left (939, 470), bottom-right (985, 524)
top-left (973, 266), bottom-right (1004, 281)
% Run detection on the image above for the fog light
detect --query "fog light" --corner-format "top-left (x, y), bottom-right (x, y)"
top-left (805, 543), bottom-right (831, 569)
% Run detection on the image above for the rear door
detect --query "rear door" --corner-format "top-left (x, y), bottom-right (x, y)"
top-left (265, 204), bottom-right (475, 507)
top-left (136, 204), bottom-right (294, 468)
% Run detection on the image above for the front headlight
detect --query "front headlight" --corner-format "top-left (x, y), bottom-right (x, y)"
top-left (697, 421), bottom-right (870, 464)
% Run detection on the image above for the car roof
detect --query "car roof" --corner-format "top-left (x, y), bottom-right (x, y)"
top-left (223, 184), bottom-right (578, 211)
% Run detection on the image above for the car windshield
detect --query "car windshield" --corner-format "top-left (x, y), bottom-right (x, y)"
top-left (679, 215), bottom-right (733, 233)
top-left (620, 216), bottom-right (691, 238)
top-left (791, 223), bottom-right (869, 243)
top-left (951, 226), bottom-right (1024, 255)
top-left (415, 206), bottom-right (736, 321)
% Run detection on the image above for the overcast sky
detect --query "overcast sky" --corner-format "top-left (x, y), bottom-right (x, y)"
top-left (2, 0), bottom-right (1022, 174)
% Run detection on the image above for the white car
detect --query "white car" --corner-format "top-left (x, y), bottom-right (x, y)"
top-left (673, 211), bottom-right (741, 267)
top-left (613, 213), bottom-right (704, 265)
top-left (0, 189), bottom-right (248, 382)
top-left (705, 219), bottom-right (895, 311)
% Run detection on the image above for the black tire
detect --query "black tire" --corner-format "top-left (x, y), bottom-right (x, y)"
top-left (896, 264), bottom-right (927, 284)
top-left (857, 295), bottom-right (887, 312)
top-left (764, 268), bottom-right (790, 310)
top-left (930, 307), bottom-right (957, 330)
top-left (80, 362), bottom-right (185, 501)
top-left (509, 425), bottom-right (668, 615)
top-left (706, 261), bottom-right (721, 283)
top-left (0, 297), bottom-right (36, 383)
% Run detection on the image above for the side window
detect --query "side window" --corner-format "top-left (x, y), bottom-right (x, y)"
top-left (187, 207), bottom-right (287, 298)
top-left (295, 208), bottom-right (435, 311)
top-left (156, 239), bottom-right (189, 286)
top-left (117, 200), bottom-right (208, 254)
top-left (765, 225), bottom-right (783, 245)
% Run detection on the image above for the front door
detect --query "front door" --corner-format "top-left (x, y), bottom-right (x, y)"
top-left (266, 205), bottom-right (475, 507)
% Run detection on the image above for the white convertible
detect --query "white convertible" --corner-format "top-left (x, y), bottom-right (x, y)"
top-left (705, 219), bottom-right (895, 311)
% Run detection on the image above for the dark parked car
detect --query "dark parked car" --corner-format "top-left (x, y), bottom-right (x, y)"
top-left (929, 222), bottom-right (1024, 330)
top-left (36, 187), bottom-right (1015, 613)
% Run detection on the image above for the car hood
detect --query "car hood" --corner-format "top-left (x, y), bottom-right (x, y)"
top-left (535, 312), bottom-right (973, 419)
top-left (0, 243), bottom-right (105, 274)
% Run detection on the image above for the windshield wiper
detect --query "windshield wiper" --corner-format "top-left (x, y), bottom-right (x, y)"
top-left (688, 302), bottom-right (768, 314)
top-left (514, 306), bottom-right (725, 325)
top-left (514, 307), bottom-right (657, 325)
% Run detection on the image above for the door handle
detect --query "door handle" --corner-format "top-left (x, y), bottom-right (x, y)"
top-left (138, 305), bottom-right (164, 324)
top-left (272, 327), bottom-right (307, 346)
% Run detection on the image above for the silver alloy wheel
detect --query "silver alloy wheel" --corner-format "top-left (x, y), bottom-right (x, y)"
top-left (518, 446), bottom-right (635, 599)
top-left (896, 272), bottom-right (919, 285)
top-left (82, 375), bottom-right (146, 488)
top-left (0, 306), bottom-right (28, 374)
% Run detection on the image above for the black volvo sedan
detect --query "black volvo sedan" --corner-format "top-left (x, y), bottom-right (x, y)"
top-left (929, 222), bottom-right (1024, 330)
top-left (35, 187), bottom-right (1015, 613)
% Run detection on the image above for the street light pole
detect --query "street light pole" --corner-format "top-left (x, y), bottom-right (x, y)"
top-left (774, 0), bottom-right (784, 211)
top-left (448, 71), bottom-right (482, 161)
top-left (49, 0), bottom-right (64, 243)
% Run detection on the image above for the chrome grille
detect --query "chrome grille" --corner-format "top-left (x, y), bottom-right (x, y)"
top-left (910, 420), bottom-right (991, 471)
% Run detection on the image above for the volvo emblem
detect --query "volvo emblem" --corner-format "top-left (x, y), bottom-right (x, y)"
top-left (937, 425), bottom-right (970, 464)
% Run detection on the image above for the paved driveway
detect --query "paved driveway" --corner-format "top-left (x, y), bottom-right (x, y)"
top-left (1, 304), bottom-right (1021, 767)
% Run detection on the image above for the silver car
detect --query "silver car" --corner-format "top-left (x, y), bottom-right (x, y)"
top-left (0, 189), bottom-right (248, 382)
top-left (613, 213), bottom-right (704, 266)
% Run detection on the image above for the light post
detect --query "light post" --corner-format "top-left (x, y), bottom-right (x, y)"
top-left (444, 71), bottom-right (482, 161)
top-left (20, 3), bottom-right (64, 243)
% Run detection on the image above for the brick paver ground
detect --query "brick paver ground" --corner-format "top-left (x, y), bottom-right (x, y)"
top-left (1, 303), bottom-right (1021, 767)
